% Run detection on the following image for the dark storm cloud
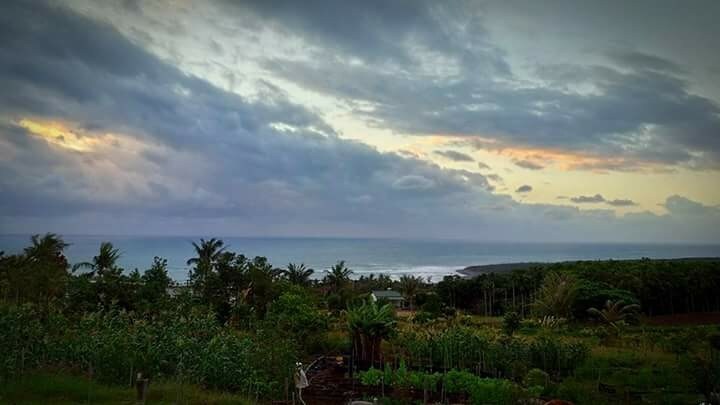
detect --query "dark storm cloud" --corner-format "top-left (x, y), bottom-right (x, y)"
top-left (0, 0), bottom-right (502, 233)
top-left (1, 0), bottom-right (719, 242)
top-left (230, 0), bottom-right (510, 75)
top-left (254, 1), bottom-right (720, 170)
top-left (516, 185), bottom-right (532, 193)
top-left (434, 150), bottom-right (475, 162)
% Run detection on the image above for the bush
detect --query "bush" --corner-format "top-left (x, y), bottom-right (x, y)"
top-left (0, 305), bottom-right (46, 378)
top-left (524, 368), bottom-right (549, 389)
top-left (359, 367), bottom-right (384, 386)
top-left (502, 311), bottom-right (521, 336)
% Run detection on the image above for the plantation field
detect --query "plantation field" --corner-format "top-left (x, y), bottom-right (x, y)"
top-left (351, 316), bottom-right (714, 405)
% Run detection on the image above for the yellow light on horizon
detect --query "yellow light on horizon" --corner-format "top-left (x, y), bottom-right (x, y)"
top-left (17, 118), bottom-right (98, 152)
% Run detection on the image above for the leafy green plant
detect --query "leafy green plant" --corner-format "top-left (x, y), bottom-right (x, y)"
top-left (532, 272), bottom-right (579, 319)
top-left (503, 311), bottom-right (521, 336)
top-left (347, 299), bottom-right (397, 367)
top-left (587, 300), bottom-right (640, 330)
top-left (359, 367), bottom-right (383, 386)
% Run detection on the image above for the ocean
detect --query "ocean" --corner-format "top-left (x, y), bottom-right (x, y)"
top-left (1, 235), bottom-right (719, 281)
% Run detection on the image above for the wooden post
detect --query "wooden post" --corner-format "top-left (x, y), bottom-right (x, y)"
top-left (135, 372), bottom-right (149, 404)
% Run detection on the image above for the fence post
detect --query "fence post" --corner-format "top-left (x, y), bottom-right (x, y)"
top-left (135, 372), bottom-right (149, 404)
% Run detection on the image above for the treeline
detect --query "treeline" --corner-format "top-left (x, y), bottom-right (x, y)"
top-left (0, 235), bottom-right (333, 397)
top-left (436, 259), bottom-right (720, 318)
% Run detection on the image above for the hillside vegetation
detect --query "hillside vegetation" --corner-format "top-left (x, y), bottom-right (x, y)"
top-left (1, 234), bottom-right (719, 404)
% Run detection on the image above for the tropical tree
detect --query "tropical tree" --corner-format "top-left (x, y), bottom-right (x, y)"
top-left (72, 241), bottom-right (122, 277)
top-left (24, 233), bottom-right (69, 261)
top-left (137, 256), bottom-right (172, 308)
top-left (398, 274), bottom-right (423, 311)
top-left (245, 256), bottom-right (281, 318)
top-left (8, 233), bottom-right (71, 309)
top-left (347, 299), bottom-right (397, 368)
top-left (532, 272), bottom-right (579, 319)
top-left (587, 299), bottom-right (640, 329)
top-left (283, 262), bottom-right (314, 286)
top-left (324, 260), bottom-right (353, 293)
top-left (187, 238), bottom-right (225, 287)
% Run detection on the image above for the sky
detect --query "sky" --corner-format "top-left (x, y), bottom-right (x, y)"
top-left (0, 0), bottom-right (719, 243)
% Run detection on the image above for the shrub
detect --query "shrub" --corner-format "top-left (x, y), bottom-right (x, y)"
top-left (524, 368), bottom-right (549, 389)
top-left (502, 311), bottom-right (521, 336)
top-left (439, 369), bottom-right (520, 404)
top-left (359, 367), bottom-right (383, 386)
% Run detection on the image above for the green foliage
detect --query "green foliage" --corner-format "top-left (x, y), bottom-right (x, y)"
top-left (528, 336), bottom-right (589, 377)
top-left (364, 367), bottom-right (518, 404)
top-left (1, 372), bottom-right (253, 404)
top-left (502, 311), bottom-right (521, 336)
top-left (347, 299), bottom-right (397, 366)
top-left (398, 275), bottom-right (423, 310)
top-left (574, 280), bottom-right (638, 319)
top-left (265, 291), bottom-right (327, 350)
top-left (0, 234), bottom-right (70, 311)
top-left (283, 262), bottom-right (314, 286)
top-left (0, 304), bottom-right (295, 399)
top-left (358, 367), bottom-right (384, 386)
top-left (3, 235), bottom-right (718, 404)
top-left (532, 272), bottom-right (579, 319)
top-left (524, 368), bottom-right (549, 386)
top-left (587, 299), bottom-right (641, 330)
top-left (0, 305), bottom-right (46, 378)
top-left (136, 256), bottom-right (171, 310)
top-left (72, 242), bottom-right (122, 277)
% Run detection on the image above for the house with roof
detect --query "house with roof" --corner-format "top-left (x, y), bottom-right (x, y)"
top-left (370, 289), bottom-right (406, 309)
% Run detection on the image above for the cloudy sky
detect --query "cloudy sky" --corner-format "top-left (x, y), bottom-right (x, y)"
top-left (1, 0), bottom-right (719, 242)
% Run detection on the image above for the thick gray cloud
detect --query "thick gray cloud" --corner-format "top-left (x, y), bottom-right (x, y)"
top-left (0, 0), bottom-right (718, 243)
top-left (516, 185), bottom-right (532, 193)
top-left (0, 0), bottom-right (502, 237)
top-left (249, 1), bottom-right (720, 170)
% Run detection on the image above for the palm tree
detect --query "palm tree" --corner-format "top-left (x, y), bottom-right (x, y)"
top-left (398, 274), bottom-right (422, 311)
top-left (72, 241), bottom-right (121, 277)
top-left (283, 262), bottom-right (314, 286)
top-left (324, 260), bottom-right (353, 293)
top-left (531, 272), bottom-right (579, 319)
top-left (187, 238), bottom-right (225, 284)
top-left (24, 233), bottom-right (69, 262)
top-left (187, 238), bottom-right (226, 267)
top-left (347, 299), bottom-right (397, 368)
top-left (587, 299), bottom-right (640, 329)
top-left (21, 234), bottom-right (69, 310)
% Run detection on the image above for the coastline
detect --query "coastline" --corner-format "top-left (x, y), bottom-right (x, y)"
top-left (457, 262), bottom-right (542, 277)
top-left (457, 256), bottom-right (720, 278)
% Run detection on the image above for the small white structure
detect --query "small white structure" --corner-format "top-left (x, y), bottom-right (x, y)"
top-left (370, 289), bottom-right (405, 309)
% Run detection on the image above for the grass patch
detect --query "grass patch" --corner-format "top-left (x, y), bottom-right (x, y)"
top-left (0, 372), bottom-right (252, 404)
